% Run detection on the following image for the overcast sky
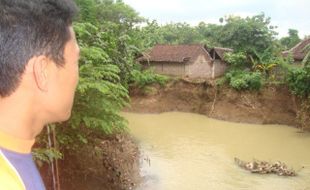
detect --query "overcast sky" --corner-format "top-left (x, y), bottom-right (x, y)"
top-left (123, 0), bottom-right (310, 38)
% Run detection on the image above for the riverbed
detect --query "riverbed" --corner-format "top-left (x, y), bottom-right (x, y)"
top-left (123, 112), bottom-right (310, 190)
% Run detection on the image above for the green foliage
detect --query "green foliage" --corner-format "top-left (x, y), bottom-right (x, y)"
top-left (134, 20), bottom-right (165, 50)
top-left (54, 22), bottom-right (130, 150)
top-left (218, 13), bottom-right (277, 55)
top-left (215, 76), bottom-right (227, 87)
top-left (287, 66), bottom-right (310, 97)
top-left (135, 20), bottom-right (224, 50)
top-left (74, 0), bottom-right (97, 23)
top-left (223, 52), bottom-right (247, 68)
top-left (33, 0), bottom-right (146, 157)
top-left (94, 0), bottom-right (144, 27)
top-left (135, 21), bottom-right (204, 50)
top-left (130, 68), bottom-right (169, 88)
top-left (265, 54), bottom-right (296, 83)
top-left (74, 0), bottom-right (143, 26)
top-left (134, 13), bottom-right (279, 58)
top-left (249, 47), bottom-right (280, 78)
top-left (195, 22), bottom-right (223, 47)
top-left (75, 0), bottom-right (144, 85)
top-left (159, 22), bottom-right (201, 45)
top-left (280, 29), bottom-right (301, 50)
top-left (225, 70), bottom-right (262, 91)
top-left (33, 148), bottom-right (62, 167)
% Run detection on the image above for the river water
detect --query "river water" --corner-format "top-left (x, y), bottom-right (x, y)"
top-left (123, 112), bottom-right (310, 190)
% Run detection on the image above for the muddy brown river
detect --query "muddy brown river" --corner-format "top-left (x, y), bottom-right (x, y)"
top-left (123, 112), bottom-right (310, 190)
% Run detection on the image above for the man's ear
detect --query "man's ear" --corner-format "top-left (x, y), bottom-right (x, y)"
top-left (32, 56), bottom-right (49, 92)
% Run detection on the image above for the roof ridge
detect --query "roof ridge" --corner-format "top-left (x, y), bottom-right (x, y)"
top-left (290, 38), bottom-right (310, 51)
top-left (155, 43), bottom-right (205, 47)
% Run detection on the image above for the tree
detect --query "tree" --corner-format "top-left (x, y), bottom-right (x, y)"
top-left (74, 0), bottom-right (144, 84)
top-left (280, 29), bottom-right (301, 50)
top-left (158, 22), bottom-right (200, 44)
top-left (218, 13), bottom-right (277, 55)
top-left (35, 0), bottom-right (144, 160)
top-left (249, 48), bottom-right (279, 78)
top-left (195, 22), bottom-right (223, 47)
top-left (74, 0), bottom-right (97, 24)
top-left (223, 52), bottom-right (247, 69)
top-left (55, 22), bottom-right (130, 150)
top-left (131, 20), bottom-right (165, 51)
top-left (95, 0), bottom-right (144, 28)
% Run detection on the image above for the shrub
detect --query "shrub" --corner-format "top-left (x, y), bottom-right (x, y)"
top-left (223, 52), bottom-right (247, 68)
top-left (215, 76), bottom-right (227, 87)
top-left (130, 69), bottom-right (169, 88)
top-left (287, 66), bottom-right (310, 97)
top-left (225, 70), bottom-right (262, 91)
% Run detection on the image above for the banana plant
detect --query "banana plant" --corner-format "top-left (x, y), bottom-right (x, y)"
top-left (249, 47), bottom-right (278, 77)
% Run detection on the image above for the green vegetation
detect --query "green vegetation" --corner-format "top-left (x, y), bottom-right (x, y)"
top-left (218, 14), bottom-right (277, 55)
top-left (130, 69), bottom-right (169, 89)
top-left (224, 52), bottom-right (248, 69)
top-left (287, 66), bottom-right (310, 97)
top-left (55, 1), bottom-right (139, 152)
top-left (225, 70), bottom-right (262, 91)
top-left (280, 29), bottom-right (301, 50)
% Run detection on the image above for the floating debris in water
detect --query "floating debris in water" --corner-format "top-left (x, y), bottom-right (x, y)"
top-left (234, 157), bottom-right (297, 176)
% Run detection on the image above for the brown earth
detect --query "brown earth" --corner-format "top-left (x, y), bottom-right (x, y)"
top-left (40, 133), bottom-right (141, 190)
top-left (126, 79), bottom-right (298, 126)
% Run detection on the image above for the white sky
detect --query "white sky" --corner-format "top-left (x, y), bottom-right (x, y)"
top-left (123, 0), bottom-right (310, 38)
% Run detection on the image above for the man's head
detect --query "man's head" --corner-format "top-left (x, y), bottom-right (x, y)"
top-left (0, 0), bottom-right (79, 123)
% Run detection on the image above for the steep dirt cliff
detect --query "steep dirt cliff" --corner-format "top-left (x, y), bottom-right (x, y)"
top-left (127, 80), bottom-right (298, 126)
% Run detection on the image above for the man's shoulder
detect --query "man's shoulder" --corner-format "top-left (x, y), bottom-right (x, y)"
top-left (0, 151), bottom-right (25, 190)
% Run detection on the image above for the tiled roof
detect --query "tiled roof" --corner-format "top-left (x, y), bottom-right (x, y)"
top-left (138, 44), bottom-right (210, 63)
top-left (282, 38), bottom-right (310, 61)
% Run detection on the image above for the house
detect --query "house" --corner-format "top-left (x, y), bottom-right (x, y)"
top-left (282, 38), bottom-right (310, 62)
top-left (137, 44), bottom-right (233, 79)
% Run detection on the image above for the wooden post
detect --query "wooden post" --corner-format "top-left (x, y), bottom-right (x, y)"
top-left (52, 126), bottom-right (61, 190)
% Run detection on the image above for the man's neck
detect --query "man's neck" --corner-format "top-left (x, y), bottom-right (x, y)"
top-left (0, 117), bottom-right (44, 141)
top-left (0, 97), bottom-right (45, 140)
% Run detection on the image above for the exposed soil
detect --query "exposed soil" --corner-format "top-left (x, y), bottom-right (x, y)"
top-left (40, 133), bottom-right (141, 190)
top-left (126, 79), bottom-right (298, 126)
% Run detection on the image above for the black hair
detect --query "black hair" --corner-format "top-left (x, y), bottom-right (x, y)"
top-left (0, 0), bottom-right (78, 97)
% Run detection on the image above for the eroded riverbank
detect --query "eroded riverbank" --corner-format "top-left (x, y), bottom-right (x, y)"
top-left (40, 133), bottom-right (141, 190)
top-left (127, 80), bottom-right (299, 127)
